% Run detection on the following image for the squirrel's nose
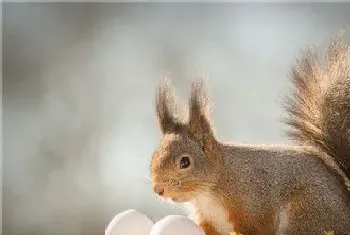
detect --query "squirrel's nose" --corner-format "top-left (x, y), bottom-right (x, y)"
top-left (153, 185), bottom-right (164, 196)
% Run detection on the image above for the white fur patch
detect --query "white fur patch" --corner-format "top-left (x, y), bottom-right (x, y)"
top-left (183, 193), bottom-right (234, 234)
top-left (276, 203), bottom-right (292, 233)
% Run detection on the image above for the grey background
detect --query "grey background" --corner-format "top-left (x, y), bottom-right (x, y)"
top-left (3, 3), bottom-right (350, 235)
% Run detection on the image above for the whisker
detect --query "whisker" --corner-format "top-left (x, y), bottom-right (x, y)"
top-left (179, 179), bottom-right (219, 186)
top-left (194, 188), bottom-right (220, 201)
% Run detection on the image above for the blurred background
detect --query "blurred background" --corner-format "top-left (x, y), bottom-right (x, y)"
top-left (2, 2), bottom-right (350, 235)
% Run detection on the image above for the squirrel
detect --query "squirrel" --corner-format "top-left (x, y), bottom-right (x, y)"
top-left (150, 35), bottom-right (350, 235)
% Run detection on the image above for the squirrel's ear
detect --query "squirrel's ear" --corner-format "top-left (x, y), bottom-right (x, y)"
top-left (188, 77), bottom-right (214, 145)
top-left (155, 79), bottom-right (184, 134)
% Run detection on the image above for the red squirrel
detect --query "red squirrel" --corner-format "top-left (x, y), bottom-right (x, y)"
top-left (150, 36), bottom-right (350, 235)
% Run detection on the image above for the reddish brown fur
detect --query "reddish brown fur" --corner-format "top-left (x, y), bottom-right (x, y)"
top-left (284, 35), bottom-right (350, 178)
top-left (151, 36), bottom-right (350, 235)
top-left (199, 221), bottom-right (221, 235)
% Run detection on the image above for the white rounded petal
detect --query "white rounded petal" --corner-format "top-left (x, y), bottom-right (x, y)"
top-left (105, 209), bottom-right (154, 235)
top-left (150, 215), bottom-right (205, 235)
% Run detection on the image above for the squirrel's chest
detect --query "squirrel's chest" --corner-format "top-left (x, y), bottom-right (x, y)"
top-left (185, 194), bottom-right (234, 234)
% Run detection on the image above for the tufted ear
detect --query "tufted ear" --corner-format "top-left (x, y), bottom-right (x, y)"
top-left (155, 79), bottom-right (184, 134)
top-left (187, 77), bottom-right (214, 146)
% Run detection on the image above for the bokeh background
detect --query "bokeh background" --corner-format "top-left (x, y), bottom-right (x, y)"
top-left (3, 2), bottom-right (350, 235)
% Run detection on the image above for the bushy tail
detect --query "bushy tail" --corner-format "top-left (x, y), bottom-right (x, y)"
top-left (285, 35), bottom-right (350, 179)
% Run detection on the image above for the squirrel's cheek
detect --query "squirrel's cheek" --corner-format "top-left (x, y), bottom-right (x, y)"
top-left (179, 183), bottom-right (198, 194)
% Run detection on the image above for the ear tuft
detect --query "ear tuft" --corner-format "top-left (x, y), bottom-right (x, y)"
top-left (155, 78), bottom-right (184, 134)
top-left (188, 76), bottom-right (214, 142)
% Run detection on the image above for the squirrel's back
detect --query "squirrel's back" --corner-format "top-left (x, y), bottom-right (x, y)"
top-left (284, 35), bottom-right (350, 180)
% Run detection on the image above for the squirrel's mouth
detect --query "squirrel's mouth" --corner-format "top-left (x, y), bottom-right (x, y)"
top-left (167, 196), bottom-right (189, 203)
top-left (158, 193), bottom-right (192, 203)
top-left (170, 197), bottom-right (184, 203)
top-left (152, 181), bottom-right (197, 203)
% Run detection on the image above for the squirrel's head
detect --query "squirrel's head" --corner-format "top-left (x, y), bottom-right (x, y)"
top-left (150, 78), bottom-right (222, 203)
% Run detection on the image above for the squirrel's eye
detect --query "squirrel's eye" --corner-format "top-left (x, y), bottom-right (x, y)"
top-left (179, 156), bottom-right (190, 169)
